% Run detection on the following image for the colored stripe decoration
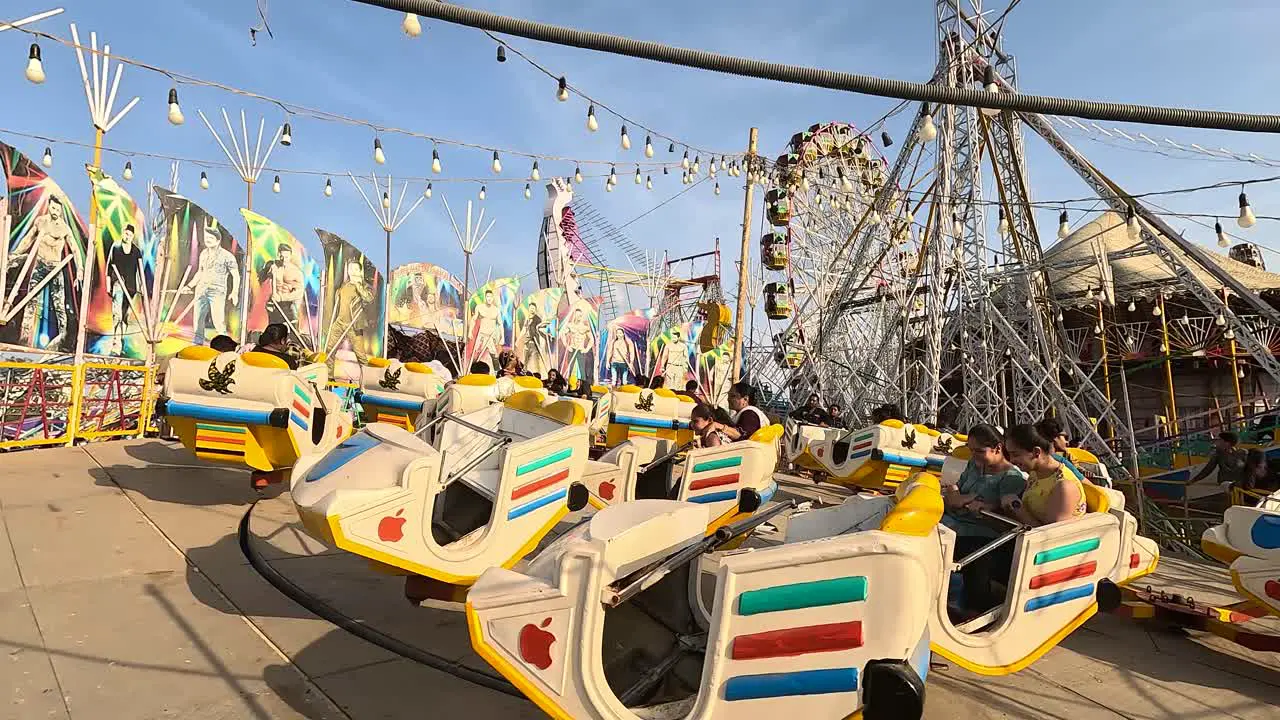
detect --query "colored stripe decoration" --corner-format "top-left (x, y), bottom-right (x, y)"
top-left (165, 400), bottom-right (273, 426)
top-left (693, 456), bottom-right (744, 473)
top-left (516, 448), bottom-right (573, 476)
top-left (1025, 583), bottom-right (1094, 612)
top-left (293, 384), bottom-right (312, 405)
top-left (507, 488), bottom-right (568, 520)
top-left (688, 490), bottom-right (738, 505)
top-left (1034, 537), bottom-right (1100, 565)
top-left (290, 412), bottom-right (308, 431)
top-left (196, 422), bottom-right (246, 435)
top-left (739, 576), bottom-right (867, 616)
top-left (854, 433), bottom-right (873, 442)
top-left (849, 449), bottom-right (872, 460)
top-left (731, 620), bottom-right (862, 660)
top-left (850, 440), bottom-right (872, 452)
top-left (305, 432), bottom-right (379, 481)
top-left (724, 668), bottom-right (858, 701)
top-left (872, 449), bottom-right (929, 468)
top-left (689, 474), bottom-right (739, 491)
top-left (292, 399), bottom-right (312, 419)
top-left (511, 468), bottom-right (570, 500)
top-left (362, 391), bottom-right (427, 412)
top-left (613, 414), bottom-right (681, 429)
top-left (1029, 561), bottom-right (1096, 590)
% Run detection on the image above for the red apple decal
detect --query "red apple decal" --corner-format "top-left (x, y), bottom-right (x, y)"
top-left (1266, 580), bottom-right (1280, 601)
top-left (378, 509), bottom-right (406, 542)
top-left (518, 617), bottom-right (556, 670)
top-left (599, 481), bottom-right (616, 501)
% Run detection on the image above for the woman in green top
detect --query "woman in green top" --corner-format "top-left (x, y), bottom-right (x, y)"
top-left (943, 424), bottom-right (1026, 613)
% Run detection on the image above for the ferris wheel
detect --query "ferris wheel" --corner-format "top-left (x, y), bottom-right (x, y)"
top-left (755, 122), bottom-right (918, 415)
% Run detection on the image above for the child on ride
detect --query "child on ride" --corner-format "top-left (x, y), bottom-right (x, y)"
top-left (691, 403), bottom-right (730, 448)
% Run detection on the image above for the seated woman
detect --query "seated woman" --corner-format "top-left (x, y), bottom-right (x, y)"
top-left (1002, 424), bottom-right (1087, 527)
top-left (690, 403), bottom-right (729, 448)
top-left (943, 424), bottom-right (1027, 613)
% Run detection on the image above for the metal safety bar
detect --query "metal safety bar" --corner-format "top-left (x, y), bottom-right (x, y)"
top-left (603, 499), bottom-right (798, 608)
top-left (640, 441), bottom-right (694, 472)
top-left (440, 412), bottom-right (508, 440)
top-left (952, 509), bottom-right (1027, 571)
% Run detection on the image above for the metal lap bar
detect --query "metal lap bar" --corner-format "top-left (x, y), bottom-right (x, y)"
top-left (953, 510), bottom-right (1027, 571)
top-left (412, 413), bottom-right (447, 439)
top-left (603, 500), bottom-right (797, 608)
top-left (640, 441), bottom-right (694, 472)
top-left (443, 435), bottom-right (512, 486)
top-left (441, 411), bottom-right (507, 439)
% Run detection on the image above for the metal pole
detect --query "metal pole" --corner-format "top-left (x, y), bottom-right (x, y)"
top-left (732, 127), bottom-right (758, 383)
top-left (70, 129), bottom-right (105, 445)
top-left (1095, 299), bottom-right (1114, 440)
top-left (385, 227), bottom-right (392, 359)
top-left (1115, 351), bottom-right (1146, 533)
top-left (1156, 293), bottom-right (1179, 435)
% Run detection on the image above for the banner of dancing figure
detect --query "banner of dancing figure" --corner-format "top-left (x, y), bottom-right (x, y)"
top-left (243, 210), bottom-right (320, 349)
top-left (0, 141), bottom-right (90, 353)
top-left (599, 309), bottom-right (650, 386)
top-left (514, 287), bottom-right (563, 378)
top-left (84, 169), bottom-right (153, 359)
top-left (317, 229), bottom-right (385, 381)
top-left (464, 276), bottom-right (519, 371)
top-left (389, 261), bottom-right (463, 339)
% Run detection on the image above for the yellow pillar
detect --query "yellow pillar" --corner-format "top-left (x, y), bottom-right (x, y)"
top-left (69, 129), bottom-right (106, 445)
top-left (1156, 294), bottom-right (1179, 435)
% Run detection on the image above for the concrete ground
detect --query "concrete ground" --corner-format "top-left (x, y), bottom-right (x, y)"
top-left (1, 438), bottom-right (1278, 720)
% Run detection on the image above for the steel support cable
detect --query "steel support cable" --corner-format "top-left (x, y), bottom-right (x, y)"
top-left (360, 0), bottom-right (1280, 134)
top-left (236, 502), bottom-right (525, 698)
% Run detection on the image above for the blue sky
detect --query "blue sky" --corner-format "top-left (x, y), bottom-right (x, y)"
top-left (5, 0), bottom-right (1280, 316)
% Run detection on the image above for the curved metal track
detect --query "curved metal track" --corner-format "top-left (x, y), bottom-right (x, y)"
top-left (236, 501), bottom-right (525, 699)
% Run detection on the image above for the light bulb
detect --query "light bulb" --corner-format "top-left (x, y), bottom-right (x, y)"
top-left (645, 175), bottom-right (653, 190)
top-left (478, 185), bottom-right (486, 200)
top-left (586, 105), bottom-right (598, 132)
top-left (574, 166), bottom-right (584, 184)
top-left (710, 157), bottom-right (719, 174)
top-left (1025, 298), bottom-right (1033, 309)
top-left (431, 148), bottom-right (441, 174)
top-left (530, 161), bottom-right (540, 181)
top-left (324, 178), bottom-right (333, 197)
top-left (841, 175), bottom-right (853, 192)
top-left (801, 176), bottom-right (810, 191)
top-left (1127, 299), bottom-right (1136, 312)
top-left (634, 166), bottom-right (641, 184)
top-left (1057, 311), bottom-right (1064, 322)
top-left (681, 150), bottom-right (690, 170)
top-left (1180, 312), bottom-right (1190, 325)
top-left (39, 147), bottom-right (52, 168)
top-left (644, 136), bottom-right (654, 158)
top-left (621, 126), bottom-right (631, 150)
top-left (1238, 191), bottom-right (1256, 228)
top-left (881, 131), bottom-right (893, 148)
top-left (998, 208), bottom-right (1009, 236)
top-left (374, 138), bottom-right (386, 165)
top-left (952, 213), bottom-right (963, 237)
top-left (491, 151), bottom-right (502, 174)
top-left (199, 171), bottom-right (209, 190)
top-left (1239, 368), bottom-right (1246, 379)
top-left (122, 161), bottom-right (133, 181)
top-left (1093, 323), bottom-right (1102, 335)
top-left (1085, 287), bottom-right (1095, 301)
top-left (272, 175), bottom-right (281, 193)
top-left (1058, 210), bottom-right (1070, 239)
top-left (556, 76), bottom-right (569, 101)
top-left (167, 88), bottom-right (184, 125)
top-left (382, 191), bottom-right (391, 209)
top-left (1126, 205), bottom-right (1140, 239)
top-left (981, 66), bottom-right (1001, 117)
top-left (606, 179), bottom-right (614, 192)
top-left (1216, 313), bottom-right (1226, 327)
top-left (1152, 304), bottom-right (1162, 317)
top-left (25, 43), bottom-right (44, 84)
top-left (1217, 221), bottom-right (1229, 247)
top-left (919, 112), bottom-right (938, 142)
top-left (424, 182), bottom-right (432, 199)
top-left (608, 166), bottom-right (617, 186)
top-left (692, 155), bottom-right (701, 174)
top-left (715, 183), bottom-right (720, 196)
top-left (1226, 328), bottom-right (1236, 340)
top-left (524, 183), bottom-right (532, 199)
top-left (496, 45), bottom-right (506, 63)
top-left (280, 122), bottom-right (292, 147)
top-left (402, 12), bottom-right (422, 37)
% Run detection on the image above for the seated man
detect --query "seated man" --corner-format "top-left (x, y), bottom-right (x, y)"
top-left (1191, 431), bottom-right (1247, 490)
top-left (252, 323), bottom-right (299, 369)
top-left (825, 404), bottom-right (845, 429)
top-left (1034, 416), bottom-right (1087, 484)
top-left (943, 424), bottom-right (1027, 614)
top-left (209, 334), bottom-right (239, 353)
top-left (790, 393), bottom-right (829, 426)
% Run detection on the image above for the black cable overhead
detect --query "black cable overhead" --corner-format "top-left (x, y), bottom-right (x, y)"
top-left (362, 0), bottom-right (1280, 134)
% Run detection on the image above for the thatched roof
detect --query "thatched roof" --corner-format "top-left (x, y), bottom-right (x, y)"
top-left (1042, 210), bottom-right (1280, 306)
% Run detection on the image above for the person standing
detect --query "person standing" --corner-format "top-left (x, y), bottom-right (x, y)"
top-left (1191, 431), bottom-right (1248, 489)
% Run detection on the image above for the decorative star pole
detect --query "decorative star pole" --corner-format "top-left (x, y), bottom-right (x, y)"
top-left (440, 194), bottom-right (494, 370)
top-left (198, 109), bottom-right (283, 343)
top-left (0, 7), bottom-right (64, 33)
top-left (349, 172), bottom-right (427, 358)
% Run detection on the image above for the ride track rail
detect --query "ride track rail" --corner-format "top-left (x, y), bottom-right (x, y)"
top-left (235, 500), bottom-right (527, 699)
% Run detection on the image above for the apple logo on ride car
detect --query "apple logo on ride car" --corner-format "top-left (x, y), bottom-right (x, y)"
top-left (378, 509), bottom-right (406, 542)
top-left (518, 617), bottom-right (556, 670)
top-left (599, 481), bottom-right (616, 501)
top-left (1266, 579), bottom-right (1280, 601)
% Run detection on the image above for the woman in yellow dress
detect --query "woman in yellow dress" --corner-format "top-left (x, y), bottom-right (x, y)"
top-left (1001, 423), bottom-right (1087, 527)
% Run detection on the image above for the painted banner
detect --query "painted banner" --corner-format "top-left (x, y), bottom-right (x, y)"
top-left (152, 188), bottom-right (243, 355)
top-left (389, 261), bottom-right (463, 339)
top-left (0, 141), bottom-right (90, 352)
top-left (317, 229), bottom-right (384, 363)
top-left (86, 169), bottom-right (152, 359)
top-left (697, 340), bottom-right (734, 408)
top-left (513, 287), bottom-right (564, 377)
top-left (464, 276), bottom-right (519, 371)
top-left (557, 297), bottom-right (598, 387)
top-left (651, 320), bottom-right (702, 390)
top-left (599, 309), bottom-right (650, 385)
top-left (242, 210), bottom-right (321, 348)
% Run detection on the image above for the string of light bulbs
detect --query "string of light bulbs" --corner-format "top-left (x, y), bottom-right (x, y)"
top-left (12, 21), bottom-right (745, 172)
top-left (1052, 115), bottom-right (1280, 168)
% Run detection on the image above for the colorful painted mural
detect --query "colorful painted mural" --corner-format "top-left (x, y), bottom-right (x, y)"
top-left (600, 309), bottom-right (650, 385)
top-left (651, 320), bottom-right (702, 389)
top-left (242, 210), bottom-right (320, 348)
top-left (464, 276), bottom-right (519, 371)
top-left (317, 229), bottom-right (385, 370)
top-left (557, 297), bottom-right (598, 387)
top-left (85, 169), bottom-right (152, 359)
top-left (0, 141), bottom-right (90, 353)
top-left (389, 261), bottom-right (463, 339)
top-left (513, 287), bottom-right (564, 377)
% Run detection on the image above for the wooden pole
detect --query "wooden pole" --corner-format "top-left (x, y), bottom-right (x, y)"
top-left (732, 127), bottom-right (758, 383)
top-left (1156, 293), bottom-right (1179, 435)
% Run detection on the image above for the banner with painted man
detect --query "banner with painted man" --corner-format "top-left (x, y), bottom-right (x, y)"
top-left (242, 210), bottom-right (320, 349)
top-left (557, 297), bottom-right (598, 388)
top-left (85, 168), bottom-right (152, 358)
top-left (464, 277), bottom-right (519, 371)
top-left (389, 262), bottom-right (463, 339)
top-left (152, 188), bottom-right (242, 355)
top-left (599, 309), bottom-right (650, 386)
top-left (0, 141), bottom-right (90, 352)
top-left (651, 320), bottom-right (702, 390)
top-left (317, 229), bottom-right (385, 362)
top-left (514, 287), bottom-right (563, 378)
